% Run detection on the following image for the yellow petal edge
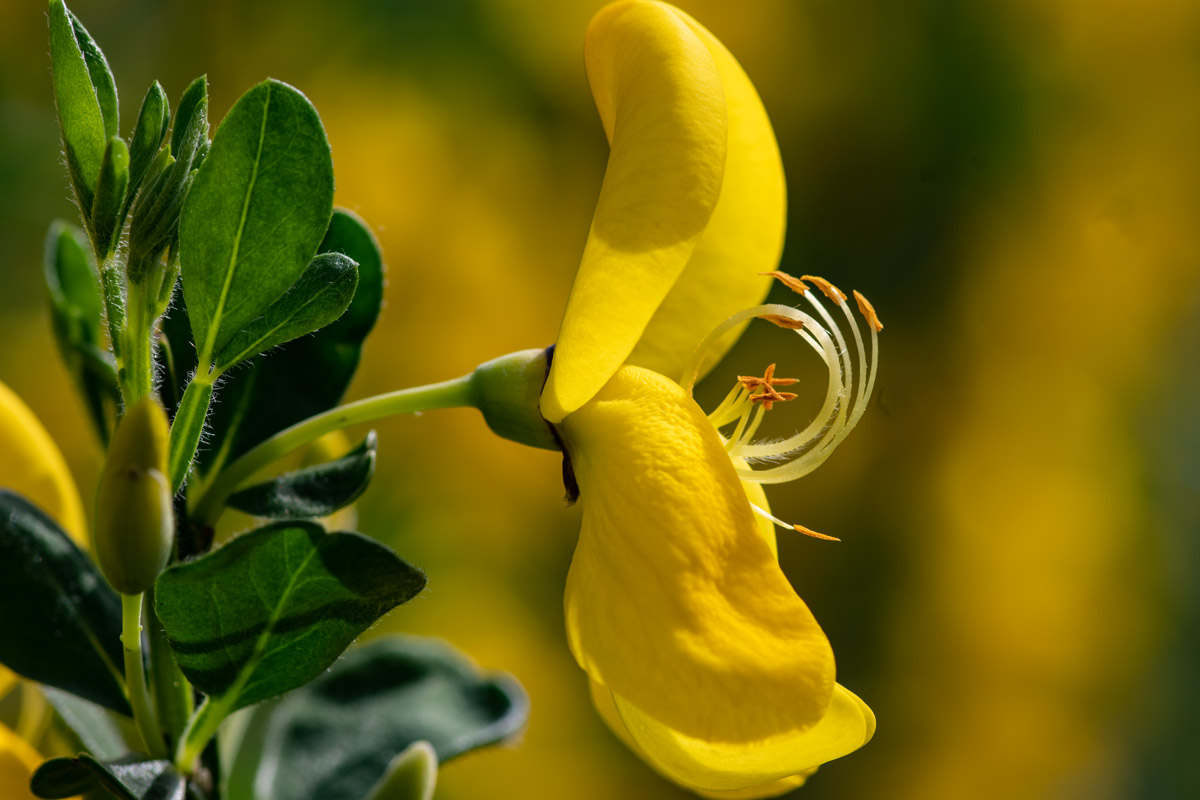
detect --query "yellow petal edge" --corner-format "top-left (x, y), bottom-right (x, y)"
top-left (541, 0), bottom-right (727, 422)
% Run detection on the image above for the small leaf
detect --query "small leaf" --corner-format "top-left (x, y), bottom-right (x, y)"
top-left (171, 76), bottom-right (209, 163)
top-left (91, 136), bottom-right (130, 259)
top-left (68, 7), bottom-right (118, 140)
top-left (198, 209), bottom-right (384, 476)
top-left (167, 377), bottom-right (213, 492)
top-left (48, 0), bottom-right (107, 209)
top-left (213, 252), bottom-right (359, 371)
top-left (155, 522), bottom-right (425, 710)
top-left (42, 687), bottom-right (130, 761)
top-left (228, 432), bottom-right (377, 519)
top-left (179, 79), bottom-right (334, 367)
top-left (257, 636), bottom-right (529, 800)
top-left (123, 81), bottom-right (170, 223)
top-left (0, 490), bottom-right (128, 713)
top-left (365, 741), bottom-right (437, 800)
top-left (31, 754), bottom-right (186, 800)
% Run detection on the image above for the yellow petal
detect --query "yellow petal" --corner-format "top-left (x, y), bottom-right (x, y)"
top-left (541, 0), bottom-right (727, 422)
top-left (626, 5), bottom-right (785, 383)
top-left (0, 381), bottom-right (87, 543)
top-left (612, 682), bottom-right (874, 793)
top-left (558, 365), bottom-right (835, 743)
top-left (0, 722), bottom-right (42, 800)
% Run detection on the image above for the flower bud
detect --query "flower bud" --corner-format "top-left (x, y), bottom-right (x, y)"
top-left (470, 348), bottom-right (561, 451)
top-left (94, 396), bottom-right (174, 594)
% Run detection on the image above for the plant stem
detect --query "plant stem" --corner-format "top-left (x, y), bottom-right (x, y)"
top-left (191, 374), bottom-right (478, 528)
top-left (122, 592), bottom-right (167, 759)
top-left (119, 290), bottom-right (155, 406)
top-left (174, 695), bottom-right (234, 774)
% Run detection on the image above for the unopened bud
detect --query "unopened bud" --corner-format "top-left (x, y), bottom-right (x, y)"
top-left (470, 348), bottom-right (561, 452)
top-left (94, 397), bottom-right (174, 594)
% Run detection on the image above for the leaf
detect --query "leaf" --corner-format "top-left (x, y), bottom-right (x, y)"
top-left (364, 741), bottom-right (437, 800)
top-left (31, 754), bottom-right (187, 800)
top-left (179, 79), bottom-right (334, 367)
top-left (197, 209), bottom-right (384, 476)
top-left (91, 136), bottom-right (130, 259)
top-left (213, 252), bottom-right (359, 371)
top-left (68, 7), bottom-right (118, 141)
top-left (43, 221), bottom-right (117, 444)
top-left (43, 687), bottom-right (130, 761)
top-left (0, 490), bottom-right (129, 714)
top-left (168, 378), bottom-right (214, 492)
top-left (48, 0), bottom-right (107, 209)
top-left (171, 76), bottom-right (209, 163)
top-left (154, 522), bottom-right (425, 711)
top-left (256, 636), bottom-right (529, 800)
top-left (227, 432), bottom-right (377, 519)
top-left (123, 81), bottom-right (170, 224)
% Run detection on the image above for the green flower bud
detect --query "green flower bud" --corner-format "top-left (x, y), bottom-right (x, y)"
top-left (470, 348), bottom-right (561, 452)
top-left (94, 396), bottom-right (174, 594)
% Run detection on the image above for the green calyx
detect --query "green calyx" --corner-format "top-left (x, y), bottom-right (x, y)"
top-left (94, 396), bottom-right (174, 595)
top-left (470, 348), bottom-right (561, 452)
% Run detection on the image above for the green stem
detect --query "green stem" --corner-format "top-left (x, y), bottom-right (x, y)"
top-left (119, 289), bottom-right (155, 406)
top-left (175, 695), bottom-right (235, 774)
top-left (99, 255), bottom-right (126, 365)
top-left (147, 586), bottom-right (193, 746)
top-left (122, 592), bottom-right (167, 759)
top-left (191, 374), bottom-right (478, 528)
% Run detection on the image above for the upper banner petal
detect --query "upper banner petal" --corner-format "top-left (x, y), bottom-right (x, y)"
top-left (627, 5), bottom-right (785, 384)
top-left (541, 0), bottom-right (727, 422)
top-left (558, 366), bottom-right (835, 742)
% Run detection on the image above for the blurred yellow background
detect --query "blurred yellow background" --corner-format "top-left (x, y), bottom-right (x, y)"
top-left (2, 0), bottom-right (1199, 797)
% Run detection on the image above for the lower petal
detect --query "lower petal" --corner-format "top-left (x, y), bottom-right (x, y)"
top-left (0, 723), bottom-right (42, 800)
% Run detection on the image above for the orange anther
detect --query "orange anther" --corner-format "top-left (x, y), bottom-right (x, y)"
top-left (853, 290), bottom-right (884, 332)
top-left (793, 524), bottom-right (841, 542)
top-left (758, 314), bottom-right (805, 330)
top-left (759, 271), bottom-right (810, 296)
top-left (799, 275), bottom-right (847, 303)
top-left (737, 364), bottom-right (799, 410)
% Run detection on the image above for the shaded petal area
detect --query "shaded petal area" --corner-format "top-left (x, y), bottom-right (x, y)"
top-left (0, 722), bottom-right (41, 800)
top-left (558, 366), bottom-right (835, 742)
top-left (541, 0), bottom-right (727, 422)
top-left (627, 5), bottom-right (785, 384)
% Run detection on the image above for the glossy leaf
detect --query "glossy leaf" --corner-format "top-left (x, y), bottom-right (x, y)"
top-left (228, 431), bottom-right (377, 519)
top-left (0, 490), bottom-right (128, 713)
top-left (155, 522), bottom-right (425, 710)
top-left (91, 136), bottom-right (130, 259)
top-left (31, 754), bottom-right (186, 800)
top-left (179, 79), bottom-right (334, 366)
top-left (257, 636), bottom-right (529, 800)
top-left (214, 252), bottom-right (359, 371)
top-left (48, 0), bottom-right (107, 210)
top-left (198, 209), bottom-right (384, 476)
top-left (42, 688), bottom-right (129, 761)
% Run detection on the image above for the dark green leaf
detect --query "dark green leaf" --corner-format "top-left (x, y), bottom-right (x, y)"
top-left (214, 252), bottom-right (359, 371)
top-left (48, 0), bottom-right (107, 209)
top-left (32, 754), bottom-right (186, 800)
top-left (258, 636), bottom-right (529, 800)
top-left (123, 82), bottom-right (170, 223)
top-left (228, 432), bottom-right (377, 519)
top-left (43, 687), bottom-right (130, 761)
top-left (170, 76), bottom-right (208, 163)
top-left (68, 7), bottom-right (118, 141)
top-left (179, 79), bottom-right (334, 367)
top-left (197, 209), bottom-right (384, 476)
top-left (91, 136), bottom-right (130, 259)
top-left (0, 490), bottom-right (128, 713)
top-left (155, 522), bottom-right (425, 710)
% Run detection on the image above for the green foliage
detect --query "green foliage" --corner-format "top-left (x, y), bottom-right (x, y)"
top-left (214, 252), bottom-right (360, 371)
top-left (155, 522), bottom-right (426, 710)
top-left (179, 79), bottom-right (334, 367)
top-left (228, 431), bottom-right (378, 519)
top-left (256, 636), bottom-right (529, 800)
top-left (42, 688), bottom-right (130, 761)
top-left (198, 209), bottom-right (385, 476)
top-left (31, 754), bottom-right (187, 800)
top-left (43, 220), bottom-right (118, 441)
top-left (0, 490), bottom-right (129, 714)
top-left (122, 82), bottom-right (170, 227)
top-left (168, 378), bottom-right (214, 492)
top-left (91, 136), bottom-right (130, 260)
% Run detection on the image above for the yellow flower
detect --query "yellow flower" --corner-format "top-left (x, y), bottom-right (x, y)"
top-left (0, 380), bottom-right (86, 800)
top-left (537, 2), bottom-right (880, 795)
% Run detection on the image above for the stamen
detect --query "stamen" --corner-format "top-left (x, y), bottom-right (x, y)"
top-left (749, 503), bottom-right (841, 542)
top-left (758, 314), bottom-right (804, 330)
top-left (758, 270), bottom-right (809, 296)
top-left (800, 274), bottom-right (848, 304)
top-left (853, 290), bottom-right (884, 332)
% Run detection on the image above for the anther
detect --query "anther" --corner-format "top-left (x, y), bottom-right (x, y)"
top-left (853, 290), bottom-right (884, 332)
top-left (738, 364), bottom-right (800, 411)
top-left (758, 314), bottom-right (805, 330)
top-left (759, 270), bottom-right (810, 296)
top-left (800, 275), bottom-right (848, 304)
top-left (793, 524), bottom-right (841, 542)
